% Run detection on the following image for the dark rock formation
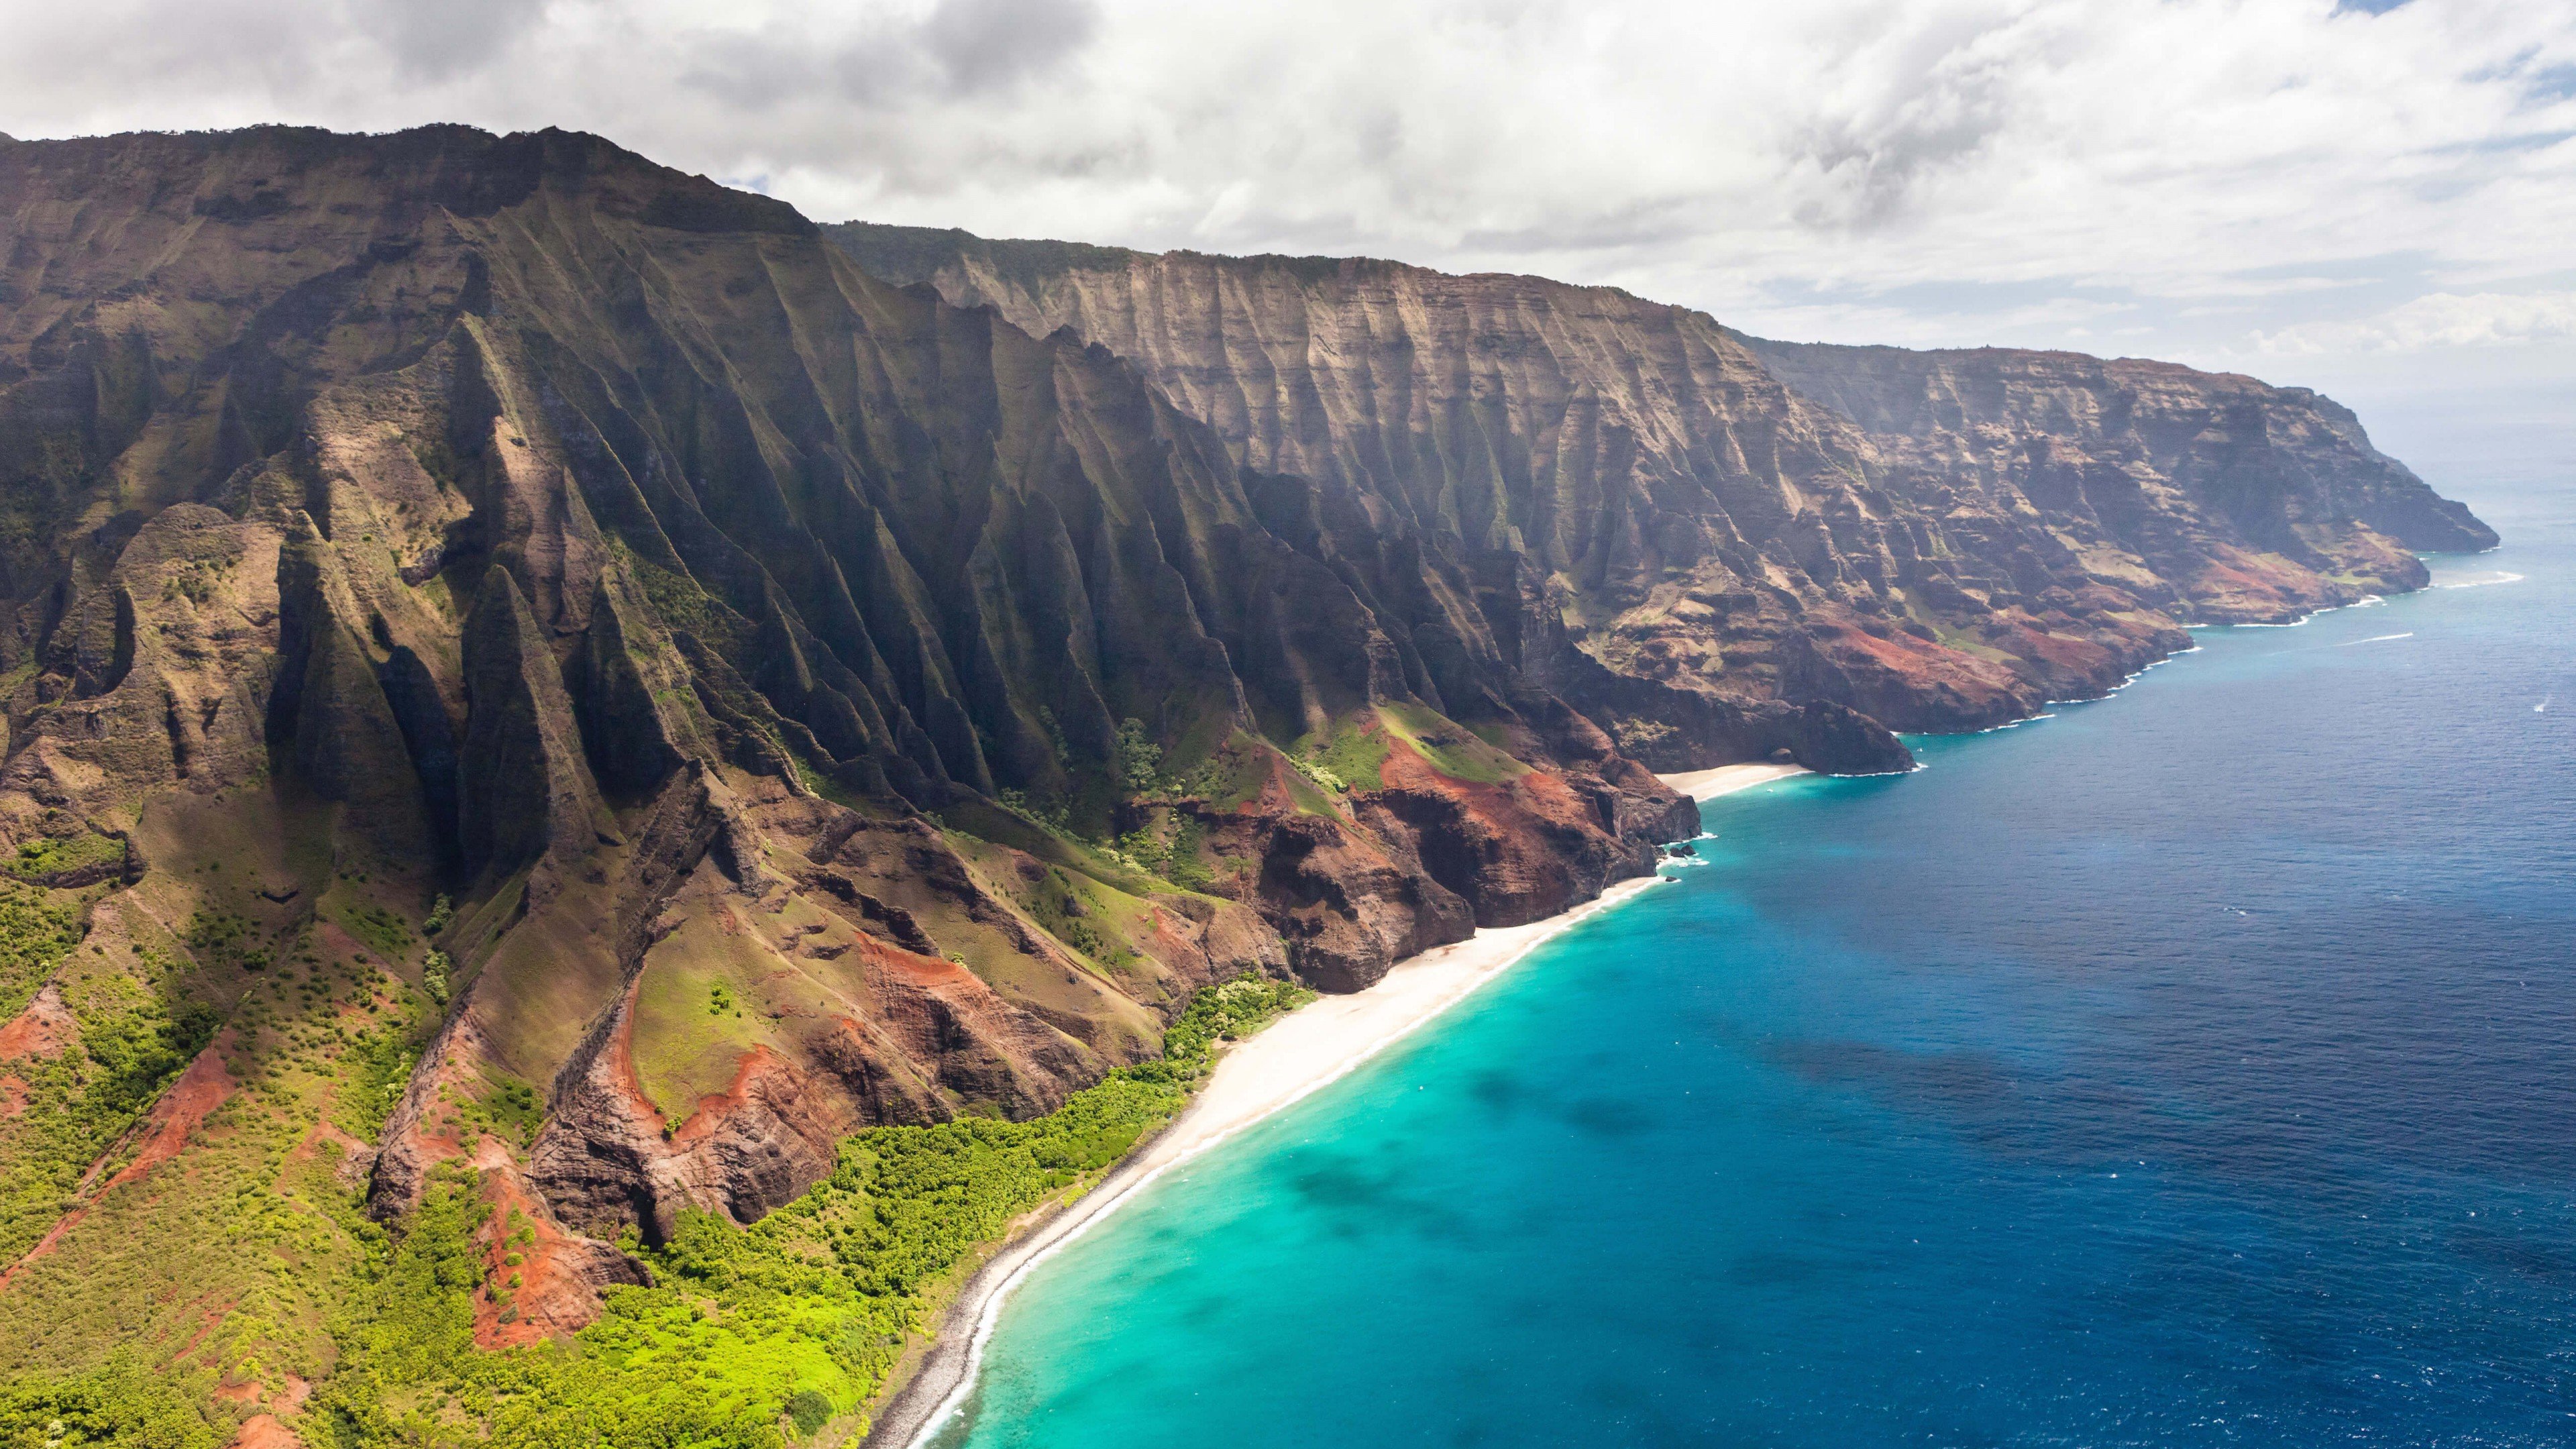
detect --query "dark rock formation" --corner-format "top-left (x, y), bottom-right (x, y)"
top-left (831, 224), bottom-right (2489, 735)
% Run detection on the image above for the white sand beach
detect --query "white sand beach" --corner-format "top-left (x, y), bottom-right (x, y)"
top-left (869, 873), bottom-right (1672, 1448)
top-left (1656, 761), bottom-right (1808, 800)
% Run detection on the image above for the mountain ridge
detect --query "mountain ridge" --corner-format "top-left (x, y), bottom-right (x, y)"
top-left (829, 219), bottom-right (2491, 742)
top-left (0, 124), bottom-right (2491, 1441)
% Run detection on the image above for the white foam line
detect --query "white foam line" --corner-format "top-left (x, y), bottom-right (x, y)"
top-left (2339, 632), bottom-right (2415, 646)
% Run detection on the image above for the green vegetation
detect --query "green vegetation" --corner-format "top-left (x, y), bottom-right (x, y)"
top-left (343, 905), bottom-right (415, 961)
top-left (1, 888), bottom-right (435, 1396)
top-left (0, 861), bottom-right (1298, 1448)
top-left (182, 907), bottom-right (272, 973)
top-left (162, 554), bottom-right (231, 608)
top-left (0, 1352), bottom-right (225, 1449)
top-left (622, 549), bottom-right (755, 660)
top-left (1378, 703), bottom-right (1523, 784)
top-left (0, 883), bottom-right (78, 1018)
top-left (1309, 716), bottom-right (1392, 794)
top-left (343, 1026), bottom-right (421, 1138)
top-left (1116, 815), bottom-right (1212, 892)
top-left (1189, 732), bottom-right (1281, 812)
top-left (1113, 717), bottom-right (1162, 791)
top-left (0, 883), bottom-right (217, 1267)
top-left (939, 796), bottom-right (1167, 902)
top-left (299, 976), bottom-right (1309, 1449)
top-left (5, 832), bottom-right (125, 883)
top-left (1020, 867), bottom-right (1127, 965)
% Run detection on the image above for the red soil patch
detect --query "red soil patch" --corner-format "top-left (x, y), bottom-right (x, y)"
top-left (671, 1046), bottom-right (788, 1146)
top-left (211, 1371), bottom-right (309, 1411)
top-left (859, 934), bottom-right (981, 987)
top-left (604, 989), bottom-right (662, 1129)
top-left (0, 1075), bottom-right (24, 1117)
top-left (1, 1037), bottom-right (235, 1291)
top-left (289, 1118), bottom-right (369, 1163)
top-left (1143, 907), bottom-right (1197, 962)
top-left (469, 1145), bottom-right (608, 1350)
top-left (172, 1291), bottom-right (243, 1362)
top-left (230, 1413), bottom-right (301, 1449)
top-left (81, 1043), bottom-right (234, 1193)
top-left (1372, 739), bottom-right (1619, 922)
top-left (1828, 621), bottom-right (1960, 675)
top-left (286, 1119), bottom-right (374, 1191)
top-left (1999, 621), bottom-right (2112, 674)
top-left (0, 984), bottom-right (76, 1060)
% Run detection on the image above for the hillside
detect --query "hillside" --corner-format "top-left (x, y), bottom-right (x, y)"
top-left (0, 127), bottom-right (2491, 1447)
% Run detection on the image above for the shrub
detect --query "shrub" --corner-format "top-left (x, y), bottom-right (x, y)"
top-left (301, 977), bottom-right (1313, 1447)
top-left (1114, 718), bottom-right (1163, 792)
top-left (785, 1389), bottom-right (832, 1438)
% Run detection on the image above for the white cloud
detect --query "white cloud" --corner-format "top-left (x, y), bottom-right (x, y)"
top-left (3, 0), bottom-right (2574, 387)
top-left (2257, 290), bottom-right (2576, 353)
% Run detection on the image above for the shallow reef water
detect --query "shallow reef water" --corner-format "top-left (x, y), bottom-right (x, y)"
top-left (942, 476), bottom-right (2576, 1448)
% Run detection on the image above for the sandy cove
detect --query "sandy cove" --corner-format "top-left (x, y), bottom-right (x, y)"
top-left (867, 765), bottom-right (1795, 1448)
top-left (1657, 761), bottom-right (1808, 800)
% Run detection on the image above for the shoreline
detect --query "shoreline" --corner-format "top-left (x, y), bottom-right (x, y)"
top-left (867, 763), bottom-right (1796, 1448)
top-left (1656, 761), bottom-right (1808, 801)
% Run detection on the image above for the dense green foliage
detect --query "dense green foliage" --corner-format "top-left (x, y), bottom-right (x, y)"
top-left (341, 1026), bottom-right (423, 1139)
top-left (294, 976), bottom-right (1310, 1449)
top-left (0, 1354), bottom-right (223, 1449)
top-left (1113, 718), bottom-right (1163, 790)
top-left (0, 883), bottom-right (78, 1018)
top-left (4, 832), bottom-right (124, 885)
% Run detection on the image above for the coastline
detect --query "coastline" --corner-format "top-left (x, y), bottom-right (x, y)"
top-left (867, 761), bottom-right (1800, 1448)
top-left (1656, 761), bottom-right (1808, 801)
top-left (869, 877), bottom-right (1663, 1448)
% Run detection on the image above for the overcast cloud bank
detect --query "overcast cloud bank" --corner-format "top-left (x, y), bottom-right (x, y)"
top-left (5, 0), bottom-right (2573, 402)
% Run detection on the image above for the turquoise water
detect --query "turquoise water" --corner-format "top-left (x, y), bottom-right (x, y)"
top-left (941, 479), bottom-right (2575, 1448)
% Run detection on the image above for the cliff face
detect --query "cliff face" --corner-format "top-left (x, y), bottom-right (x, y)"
top-left (0, 123), bottom-right (1699, 1334)
top-left (832, 224), bottom-right (2491, 735)
top-left (1737, 336), bottom-right (2499, 599)
top-left (0, 125), bottom-right (2490, 1369)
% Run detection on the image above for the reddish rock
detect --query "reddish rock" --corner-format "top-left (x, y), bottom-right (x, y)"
top-left (0, 984), bottom-right (76, 1061)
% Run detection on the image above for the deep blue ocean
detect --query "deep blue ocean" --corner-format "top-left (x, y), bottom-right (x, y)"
top-left (941, 474), bottom-right (2575, 1448)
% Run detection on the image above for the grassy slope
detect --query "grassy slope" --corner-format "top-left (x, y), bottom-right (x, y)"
top-left (0, 928), bottom-right (1305, 1449)
top-left (303, 977), bottom-right (1310, 1449)
top-left (0, 845), bottom-right (451, 1425)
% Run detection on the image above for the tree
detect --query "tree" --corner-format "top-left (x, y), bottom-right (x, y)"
top-left (1114, 718), bottom-right (1163, 791)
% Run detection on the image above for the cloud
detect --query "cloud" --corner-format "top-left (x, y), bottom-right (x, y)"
top-left (354, 0), bottom-right (554, 82)
top-left (922, 0), bottom-right (1098, 95)
top-left (1, 0), bottom-right (2572, 388)
top-left (2257, 290), bottom-right (2576, 353)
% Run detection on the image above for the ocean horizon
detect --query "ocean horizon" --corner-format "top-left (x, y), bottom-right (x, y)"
top-left (931, 470), bottom-right (2574, 1448)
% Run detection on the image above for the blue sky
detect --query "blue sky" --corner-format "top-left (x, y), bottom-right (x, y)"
top-left (6, 0), bottom-right (2572, 429)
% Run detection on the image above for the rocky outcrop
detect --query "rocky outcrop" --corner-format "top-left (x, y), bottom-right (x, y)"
top-left (1735, 336), bottom-right (2496, 617)
top-left (832, 224), bottom-right (2490, 735)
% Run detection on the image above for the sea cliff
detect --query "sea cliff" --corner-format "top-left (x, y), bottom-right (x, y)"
top-left (0, 125), bottom-right (2491, 1445)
